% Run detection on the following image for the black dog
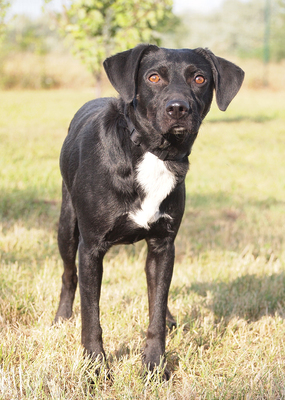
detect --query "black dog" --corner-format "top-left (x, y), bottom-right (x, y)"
top-left (54, 44), bottom-right (244, 377)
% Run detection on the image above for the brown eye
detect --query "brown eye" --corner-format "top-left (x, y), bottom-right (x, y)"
top-left (148, 74), bottom-right (160, 83)
top-left (195, 75), bottom-right (205, 84)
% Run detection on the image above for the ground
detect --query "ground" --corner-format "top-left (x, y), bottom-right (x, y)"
top-left (0, 87), bottom-right (285, 399)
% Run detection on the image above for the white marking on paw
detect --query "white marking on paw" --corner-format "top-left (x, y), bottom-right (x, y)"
top-left (129, 152), bottom-right (176, 229)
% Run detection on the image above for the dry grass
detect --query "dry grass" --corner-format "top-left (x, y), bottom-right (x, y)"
top-left (0, 52), bottom-right (94, 90)
top-left (231, 58), bottom-right (285, 91)
top-left (0, 86), bottom-right (285, 398)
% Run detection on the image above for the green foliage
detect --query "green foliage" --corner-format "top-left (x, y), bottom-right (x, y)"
top-left (0, 0), bottom-right (10, 41)
top-left (47, 0), bottom-right (174, 82)
top-left (4, 15), bottom-right (58, 55)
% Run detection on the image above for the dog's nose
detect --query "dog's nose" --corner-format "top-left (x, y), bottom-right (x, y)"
top-left (166, 100), bottom-right (189, 120)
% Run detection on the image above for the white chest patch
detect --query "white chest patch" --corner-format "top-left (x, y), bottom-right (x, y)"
top-left (129, 152), bottom-right (176, 229)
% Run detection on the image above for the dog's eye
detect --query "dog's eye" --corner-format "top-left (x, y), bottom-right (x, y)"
top-left (148, 74), bottom-right (160, 83)
top-left (195, 75), bottom-right (205, 84)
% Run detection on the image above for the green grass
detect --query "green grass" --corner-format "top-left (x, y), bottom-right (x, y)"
top-left (0, 86), bottom-right (285, 399)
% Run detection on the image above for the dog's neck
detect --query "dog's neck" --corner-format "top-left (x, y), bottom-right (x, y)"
top-left (124, 104), bottom-right (192, 162)
top-left (126, 116), bottom-right (175, 161)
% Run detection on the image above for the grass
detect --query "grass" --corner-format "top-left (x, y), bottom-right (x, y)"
top-left (0, 52), bottom-right (95, 90)
top-left (0, 84), bottom-right (285, 399)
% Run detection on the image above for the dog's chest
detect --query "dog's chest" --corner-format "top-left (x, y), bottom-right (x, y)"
top-left (129, 152), bottom-right (176, 229)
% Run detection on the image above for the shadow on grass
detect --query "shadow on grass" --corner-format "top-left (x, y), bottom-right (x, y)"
top-left (0, 188), bottom-right (60, 263)
top-left (1, 187), bottom-right (284, 296)
top-left (2, 185), bottom-right (283, 229)
top-left (2, 186), bottom-right (282, 261)
top-left (171, 272), bottom-right (285, 325)
top-left (0, 187), bottom-right (60, 226)
top-left (185, 190), bottom-right (285, 210)
top-left (175, 191), bottom-right (285, 260)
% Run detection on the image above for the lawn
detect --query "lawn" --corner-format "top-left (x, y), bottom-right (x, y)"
top-left (0, 86), bottom-right (285, 399)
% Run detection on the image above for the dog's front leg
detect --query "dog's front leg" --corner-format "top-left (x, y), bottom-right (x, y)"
top-left (143, 237), bottom-right (175, 377)
top-left (78, 240), bottom-right (106, 364)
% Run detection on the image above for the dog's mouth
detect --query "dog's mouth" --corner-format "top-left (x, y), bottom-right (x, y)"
top-left (167, 126), bottom-right (189, 137)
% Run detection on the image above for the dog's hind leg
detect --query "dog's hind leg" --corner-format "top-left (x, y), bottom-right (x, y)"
top-left (166, 307), bottom-right (177, 330)
top-left (54, 181), bottom-right (79, 323)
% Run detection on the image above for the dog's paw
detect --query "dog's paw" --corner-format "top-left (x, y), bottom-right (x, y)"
top-left (142, 352), bottom-right (170, 381)
top-left (84, 351), bottom-right (113, 383)
top-left (53, 305), bottom-right (73, 324)
top-left (52, 313), bottom-right (72, 327)
top-left (142, 362), bottom-right (170, 382)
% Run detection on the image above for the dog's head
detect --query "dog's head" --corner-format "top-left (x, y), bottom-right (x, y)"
top-left (104, 45), bottom-right (244, 146)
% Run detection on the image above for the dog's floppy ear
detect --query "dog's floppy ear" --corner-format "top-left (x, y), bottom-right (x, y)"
top-left (103, 44), bottom-right (159, 103)
top-left (195, 48), bottom-right (245, 111)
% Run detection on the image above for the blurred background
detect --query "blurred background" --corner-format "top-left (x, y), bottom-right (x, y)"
top-left (1, 3), bottom-right (285, 397)
top-left (0, 0), bottom-right (284, 93)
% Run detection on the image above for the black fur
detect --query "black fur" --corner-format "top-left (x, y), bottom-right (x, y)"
top-left (54, 45), bottom-right (244, 377)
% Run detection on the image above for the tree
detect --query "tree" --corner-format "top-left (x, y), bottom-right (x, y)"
top-left (46, 0), bottom-right (174, 95)
top-left (0, 0), bottom-right (10, 41)
top-left (163, 0), bottom-right (285, 64)
top-left (271, 0), bottom-right (285, 61)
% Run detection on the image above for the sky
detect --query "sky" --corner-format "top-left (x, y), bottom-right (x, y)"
top-left (9, 0), bottom-right (226, 19)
